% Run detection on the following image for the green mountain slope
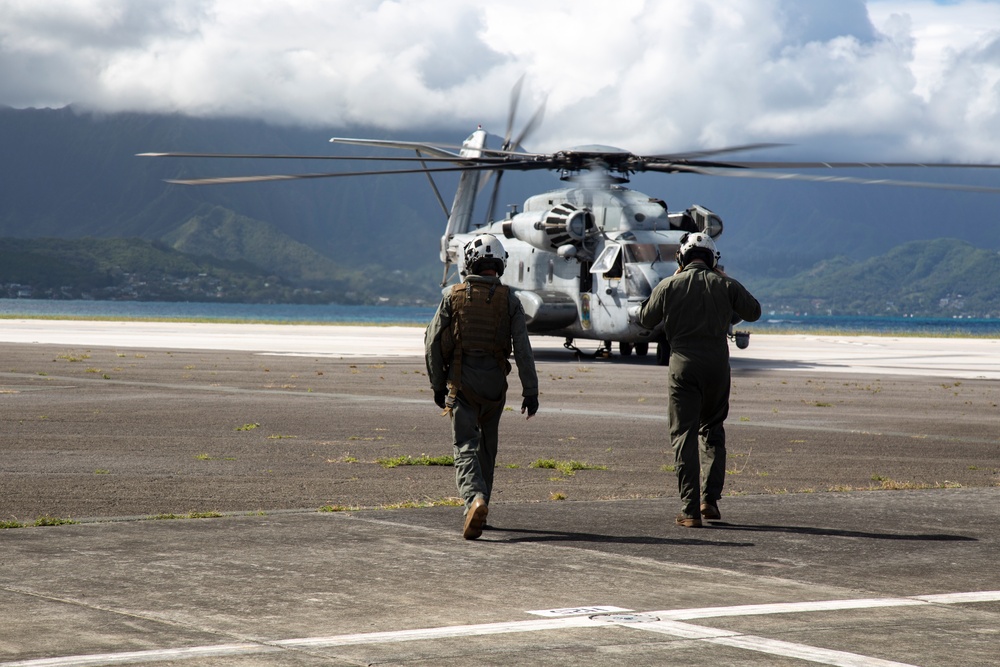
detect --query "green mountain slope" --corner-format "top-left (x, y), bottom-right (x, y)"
top-left (0, 237), bottom-right (300, 302)
top-left (161, 205), bottom-right (443, 303)
top-left (749, 238), bottom-right (1000, 317)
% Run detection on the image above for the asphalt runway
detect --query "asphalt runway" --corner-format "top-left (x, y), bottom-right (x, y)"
top-left (1, 322), bottom-right (998, 666)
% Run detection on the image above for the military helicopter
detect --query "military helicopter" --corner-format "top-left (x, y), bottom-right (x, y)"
top-left (142, 82), bottom-right (1000, 364)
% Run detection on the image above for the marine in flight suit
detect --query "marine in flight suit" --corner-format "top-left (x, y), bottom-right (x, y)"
top-left (637, 232), bottom-right (761, 527)
top-left (425, 235), bottom-right (539, 539)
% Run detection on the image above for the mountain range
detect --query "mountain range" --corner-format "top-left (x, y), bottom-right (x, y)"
top-left (2, 105), bottom-right (998, 315)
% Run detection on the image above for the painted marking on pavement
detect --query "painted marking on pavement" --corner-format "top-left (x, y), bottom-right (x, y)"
top-left (527, 605), bottom-right (632, 617)
top-left (4, 590), bottom-right (999, 667)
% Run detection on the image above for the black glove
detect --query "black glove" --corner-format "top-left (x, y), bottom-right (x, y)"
top-left (434, 389), bottom-right (447, 409)
top-left (521, 395), bottom-right (539, 418)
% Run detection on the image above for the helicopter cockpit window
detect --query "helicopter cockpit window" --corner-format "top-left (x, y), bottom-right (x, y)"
top-left (590, 243), bottom-right (621, 276)
top-left (622, 244), bottom-right (676, 264)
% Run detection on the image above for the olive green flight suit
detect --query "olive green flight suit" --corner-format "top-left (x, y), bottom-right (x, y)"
top-left (425, 275), bottom-right (538, 510)
top-left (637, 263), bottom-right (761, 520)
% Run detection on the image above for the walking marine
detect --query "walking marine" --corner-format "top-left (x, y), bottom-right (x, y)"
top-left (637, 232), bottom-right (761, 528)
top-left (425, 235), bottom-right (539, 539)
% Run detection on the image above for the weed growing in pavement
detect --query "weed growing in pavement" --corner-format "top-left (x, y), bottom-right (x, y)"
top-left (2, 516), bottom-right (79, 529)
top-left (152, 511), bottom-right (224, 520)
top-left (376, 454), bottom-right (454, 468)
top-left (235, 423), bottom-right (260, 431)
top-left (34, 516), bottom-right (78, 527)
top-left (320, 497), bottom-right (463, 512)
top-left (549, 492), bottom-right (567, 500)
top-left (56, 353), bottom-right (90, 362)
top-left (529, 459), bottom-right (607, 476)
top-left (381, 498), bottom-right (464, 509)
top-left (828, 479), bottom-right (964, 492)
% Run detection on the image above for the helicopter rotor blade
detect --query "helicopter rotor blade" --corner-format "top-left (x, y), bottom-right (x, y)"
top-left (328, 137), bottom-right (464, 158)
top-left (678, 159), bottom-right (1000, 170)
top-left (504, 75), bottom-right (525, 150)
top-left (642, 143), bottom-right (790, 161)
top-left (658, 164), bottom-right (1000, 194)
top-left (511, 98), bottom-right (546, 153)
top-left (138, 151), bottom-right (500, 164)
top-left (163, 161), bottom-right (553, 186)
top-left (484, 76), bottom-right (525, 224)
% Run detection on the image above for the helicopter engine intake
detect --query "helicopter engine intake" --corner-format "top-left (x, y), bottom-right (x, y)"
top-left (501, 203), bottom-right (597, 258)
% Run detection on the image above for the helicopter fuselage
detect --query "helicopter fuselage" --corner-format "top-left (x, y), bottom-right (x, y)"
top-left (446, 183), bottom-right (724, 345)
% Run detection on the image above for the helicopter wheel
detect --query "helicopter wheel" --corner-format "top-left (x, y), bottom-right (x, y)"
top-left (619, 342), bottom-right (633, 356)
top-left (656, 341), bottom-right (671, 366)
top-left (634, 342), bottom-right (649, 356)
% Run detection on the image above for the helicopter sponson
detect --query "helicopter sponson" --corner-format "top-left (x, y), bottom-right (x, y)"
top-left (500, 202), bottom-right (598, 259)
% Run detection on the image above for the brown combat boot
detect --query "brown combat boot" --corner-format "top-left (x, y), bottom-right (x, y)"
top-left (463, 497), bottom-right (489, 540)
top-left (701, 502), bottom-right (721, 521)
top-left (675, 513), bottom-right (702, 528)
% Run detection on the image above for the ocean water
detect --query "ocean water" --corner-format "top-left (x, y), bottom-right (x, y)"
top-left (1, 299), bottom-right (998, 336)
top-left (0, 299), bottom-right (436, 325)
top-left (744, 314), bottom-right (1000, 337)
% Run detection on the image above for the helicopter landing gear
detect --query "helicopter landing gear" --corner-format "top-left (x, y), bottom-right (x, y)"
top-left (563, 338), bottom-right (615, 359)
top-left (619, 341), bottom-right (633, 356)
top-left (563, 337), bottom-right (583, 359)
top-left (634, 342), bottom-right (649, 357)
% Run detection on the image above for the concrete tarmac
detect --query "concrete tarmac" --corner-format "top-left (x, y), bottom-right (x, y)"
top-left (1, 323), bottom-right (998, 666)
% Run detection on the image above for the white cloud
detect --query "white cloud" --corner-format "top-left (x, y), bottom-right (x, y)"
top-left (1, 0), bottom-right (999, 160)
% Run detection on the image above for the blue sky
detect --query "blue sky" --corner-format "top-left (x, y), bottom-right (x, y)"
top-left (1, 0), bottom-right (998, 160)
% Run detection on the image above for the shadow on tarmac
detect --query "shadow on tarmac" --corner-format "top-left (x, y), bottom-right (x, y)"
top-left (484, 525), bottom-right (755, 547)
top-left (531, 347), bottom-right (831, 373)
top-left (705, 521), bottom-right (977, 542)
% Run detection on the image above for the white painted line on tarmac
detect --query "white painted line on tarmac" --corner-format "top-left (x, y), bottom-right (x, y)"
top-left (271, 615), bottom-right (596, 649)
top-left (4, 590), bottom-right (999, 667)
top-left (708, 634), bottom-right (918, 667)
top-left (613, 619), bottom-right (918, 666)
top-left (527, 605), bottom-right (633, 617)
top-left (0, 644), bottom-right (273, 666)
top-left (914, 590), bottom-right (1000, 604)
top-left (652, 596), bottom-right (928, 620)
